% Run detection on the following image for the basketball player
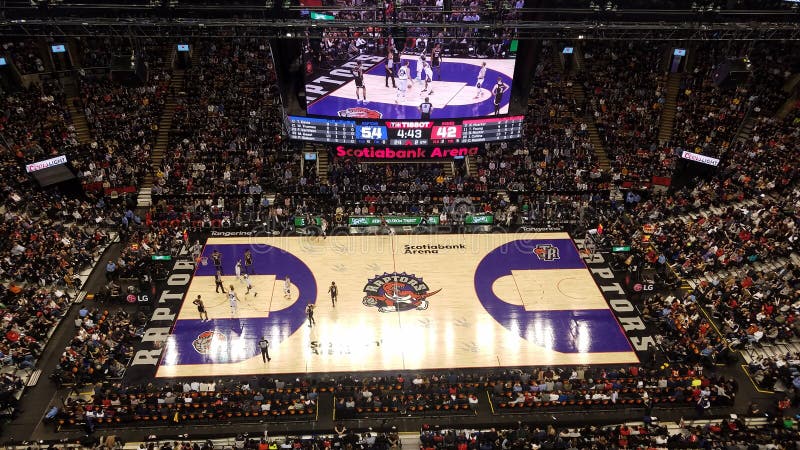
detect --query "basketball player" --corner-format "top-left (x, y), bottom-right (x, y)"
top-left (395, 61), bottom-right (410, 104)
top-left (328, 281), bottom-right (338, 307)
top-left (228, 286), bottom-right (239, 317)
top-left (306, 303), bottom-right (316, 327)
top-left (430, 44), bottom-right (442, 80)
top-left (214, 270), bottom-right (226, 293)
top-left (190, 240), bottom-right (202, 263)
top-left (419, 97), bottom-right (433, 119)
top-left (244, 249), bottom-right (253, 274)
top-left (244, 273), bottom-right (256, 296)
top-left (211, 249), bottom-right (223, 274)
top-left (415, 54), bottom-right (426, 85)
top-left (283, 275), bottom-right (291, 298)
top-left (492, 76), bottom-right (508, 115)
top-left (385, 50), bottom-right (396, 88)
top-left (193, 295), bottom-right (209, 321)
top-left (235, 260), bottom-right (242, 281)
top-left (320, 217), bottom-right (328, 239)
top-left (422, 61), bottom-right (434, 95)
top-left (474, 62), bottom-right (487, 99)
top-left (352, 62), bottom-right (366, 102)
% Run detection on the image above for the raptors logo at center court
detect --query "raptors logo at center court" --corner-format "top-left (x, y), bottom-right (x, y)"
top-left (362, 272), bottom-right (441, 313)
top-left (192, 330), bottom-right (227, 355)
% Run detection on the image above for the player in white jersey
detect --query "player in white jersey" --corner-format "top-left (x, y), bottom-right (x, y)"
top-left (228, 286), bottom-right (239, 317)
top-left (244, 273), bottom-right (255, 296)
top-left (422, 61), bottom-right (434, 95)
top-left (235, 260), bottom-right (242, 281)
top-left (474, 62), bottom-right (487, 99)
top-left (416, 55), bottom-right (426, 85)
top-left (283, 275), bottom-right (291, 298)
top-left (395, 61), bottom-right (410, 104)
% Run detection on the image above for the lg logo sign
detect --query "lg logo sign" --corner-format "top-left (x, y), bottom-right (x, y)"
top-left (126, 294), bottom-right (150, 303)
top-left (632, 283), bottom-right (654, 292)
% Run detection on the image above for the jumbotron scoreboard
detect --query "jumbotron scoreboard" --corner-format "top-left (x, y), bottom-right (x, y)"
top-left (286, 115), bottom-right (524, 145)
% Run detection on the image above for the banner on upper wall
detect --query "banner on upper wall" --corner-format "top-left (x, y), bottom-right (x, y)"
top-left (348, 216), bottom-right (441, 227)
top-left (681, 150), bottom-right (720, 167)
top-left (25, 155), bottom-right (67, 173)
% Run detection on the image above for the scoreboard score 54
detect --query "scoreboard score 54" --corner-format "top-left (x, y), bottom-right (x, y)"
top-left (287, 115), bottom-right (523, 145)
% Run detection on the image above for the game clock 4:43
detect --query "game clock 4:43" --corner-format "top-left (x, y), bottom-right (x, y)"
top-left (393, 128), bottom-right (425, 139)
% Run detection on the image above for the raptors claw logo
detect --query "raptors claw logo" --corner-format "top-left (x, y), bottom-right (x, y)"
top-left (338, 107), bottom-right (382, 119)
top-left (192, 330), bottom-right (226, 355)
top-left (362, 272), bottom-right (441, 313)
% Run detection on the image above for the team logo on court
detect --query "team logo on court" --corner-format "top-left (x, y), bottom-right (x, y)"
top-left (338, 107), bottom-right (382, 119)
top-left (362, 272), bottom-right (441, 313)
top-left (192, 330), bottom-right (227, 355)
top-left (533, 244), bottom-right (560, 261)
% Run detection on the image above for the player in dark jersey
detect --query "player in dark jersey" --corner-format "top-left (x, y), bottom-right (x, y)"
top-left (492, 76), bottom-right (508, 116)
top-left (430, 44), bottom-right (442, 80)
top-left (243, 248), bottom-right (253, 275)
top-left (352, 62), bottom-right (367, 102)
top-left (211, 249), bottom-right (222, 274)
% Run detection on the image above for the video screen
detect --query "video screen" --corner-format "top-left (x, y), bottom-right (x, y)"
top-left (303, 29), bottom-right (517, 120)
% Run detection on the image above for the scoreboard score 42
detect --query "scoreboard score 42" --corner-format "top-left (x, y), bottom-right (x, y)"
top-left (287, 115), bottom-right (523, 146)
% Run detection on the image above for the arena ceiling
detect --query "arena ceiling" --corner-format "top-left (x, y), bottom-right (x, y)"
top-left (1, 0), bottom-right (798, 40)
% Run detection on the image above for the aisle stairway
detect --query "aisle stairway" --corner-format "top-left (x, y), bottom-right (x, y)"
top-left (735, 115), bottom-right (756, 144)
top-left (774, 92), bottom-right (798, 120)
top-left (67, 38), bottom-right (81, 68)
top-left (657, 72), bottom-right (682, 144)
top-left (551, 43), bottom-right (563, 73)
top-left (67, 97), bottom-right (92, 145)
top-left (139, 70), bottom-right (184, 207)
top-left (316, 145), bottom-right (329, 184)
top-left (570, 84), bottom-right (610, 172)
top-left (464, 156), bottom-right (477, 178)
top-left (443, 160), bottom-right (454, 179)
top-left (568, 45), bottom-right (610, 172)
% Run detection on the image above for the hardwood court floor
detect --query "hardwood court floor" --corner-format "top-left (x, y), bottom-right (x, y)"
top-left (156, 233), bottom-right (638, 378)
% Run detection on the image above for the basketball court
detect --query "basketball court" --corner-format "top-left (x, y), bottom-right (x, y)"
top-left (156, 233), bottom-right (638, 378)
